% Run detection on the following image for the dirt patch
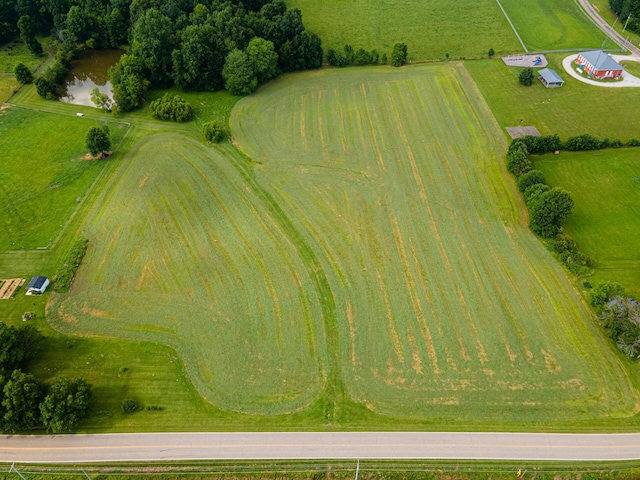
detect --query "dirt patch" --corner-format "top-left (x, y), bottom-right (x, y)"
top-left (0, 278), bottom-right (25, 299)
top-left (0, 104), bottom-right (11, 111)
top-left (506, 126), bottom-right (541, 139)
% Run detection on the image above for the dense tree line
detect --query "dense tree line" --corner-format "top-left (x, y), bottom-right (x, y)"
top-left (1, 0), bottom-right (322, 106)
top-left (0, 322), bottom-right (92, 433)
top-left (609, 0), bottom-right (640, 34)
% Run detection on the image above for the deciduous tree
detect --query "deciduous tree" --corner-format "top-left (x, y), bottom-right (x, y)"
top-left (85, 125), bottom-right (111, 157)
top-left (246, 37), bottom-right (278, 83)
top-left (2, 370), bottom-right (42, 432)
top-left (529, 188), bottom-right (574, 238)
top-left (391, 42), bottom-right (407, 67)
top-left (14, 63), bottom-right (33, 84)
top-left (223, 48), bottom-right (257, 95)
top-left (40, 377), bottom-right (92, 433)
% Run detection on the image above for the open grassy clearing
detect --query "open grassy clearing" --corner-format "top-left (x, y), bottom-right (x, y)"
top-left (499, 0), bottom-right (604, 52)
top-left (533, 148), bottom-right (640, 299)
top-left (466, 53), bottom-right (640, 139)
top-left (621, 60), bottom-right (640, 77)
top-left (229, 64), bottom-right (638, 422)
top-left (0, 106), bottom-right (127, 250)
top-left (50, 134), bottom-right (329, 414)
top-left (284, 0), bottom-right (520, 61)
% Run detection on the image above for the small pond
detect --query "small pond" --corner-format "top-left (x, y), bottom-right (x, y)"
top-left (59, 49), bottom-right (124, 107)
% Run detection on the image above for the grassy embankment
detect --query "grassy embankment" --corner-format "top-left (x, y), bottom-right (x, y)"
top-left (48, 64), bottom-right (640, 430)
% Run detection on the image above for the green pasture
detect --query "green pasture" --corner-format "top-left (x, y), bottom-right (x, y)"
top-left (0, 106), bottom-right (127, 250)
top-left (499, 0), bottom-right (605, 52)
top-left (534, 148), bottom-right (640, 299)
top-left (64, 61), bottom-right (632, 425)
top-left (284, 0), bottom-right (520, 61)
top-left (466, 53), bottom-right (640, 139)
top-left (0, 37), bottom-right (52, 75)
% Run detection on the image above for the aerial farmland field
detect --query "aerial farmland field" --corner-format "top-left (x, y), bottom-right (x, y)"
top-left (52, 64), bottom-right (639, 425)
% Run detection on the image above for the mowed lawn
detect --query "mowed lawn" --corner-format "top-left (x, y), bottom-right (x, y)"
top-left (499, 0), bottom-right (604, 52)
top-left (284, 0), bottom-right (520, 60)
top-left (534, 149), bottom-right (640, 299)
top-left (229, 64), bottom-right (637, 422)
top-left (51, 135), bottom-right (328, 415)
top-left (0, 106), bottom-right (125, 250)
top-left (466, 54), bottom-right (640, 140)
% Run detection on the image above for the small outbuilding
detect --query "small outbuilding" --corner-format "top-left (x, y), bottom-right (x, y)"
top-left (576, 50), bottom-right (624, 79)
top-left (25, 276), bottom-right (49, 295)
top-left (538, 68), bottom-right (564, 87)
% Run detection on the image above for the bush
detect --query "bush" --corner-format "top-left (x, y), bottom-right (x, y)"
top-left (150, 94), bottom-right (193, 122)
top-left (523, 183), bottom-right (550, 207)
top-left (53, 238), bottom-right (89, 293)
top-left (517, 134), bottom-right (561, 154)
top-left (550, 234), bottom-right (593, 276)
top-left (599, 297), bottom-right (640, 358)
top-left (327, 48), bottom-right (347, 67)
top-left (122, 399), bottom-right (138, 413)
top-left (627, 138), bottom-right (640, 147)
top-left (203, 121), bottom-right (225, 143)
top-left (590, 281), bottom-right (624, 308)
top-left (391, 42), bottom-right (408, 67)
top-left (519, 67), bottom-right (534, 86)
top-left (529, 188), bottom-right (574, 238)
top-left (14, 63), bottom-right (33, 84)
top-left (506, 144), bottom-right (531, 177)
top-left (488, 48), bottom-right (495, 57)
top-left (611, 139), bottom-right (623, 148)
top-left (563, 133), bottom-right (602, 151)
top-left (517, 169), bottom-right (545, 193)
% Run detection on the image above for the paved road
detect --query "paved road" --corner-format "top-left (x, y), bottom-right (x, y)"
top-left (1, 432), bottom-right (640, 463)
top-left (577, 0), bottom-right (640, 56)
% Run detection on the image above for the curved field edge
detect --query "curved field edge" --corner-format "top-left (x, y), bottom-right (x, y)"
top-left (49, 133), bottom-right (328, 415)
top-left (230, 64), bottom-right (640, 422)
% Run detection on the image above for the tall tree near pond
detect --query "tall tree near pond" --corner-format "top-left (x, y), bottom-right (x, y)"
top-left (130, 8), bottom-right (175, 85)
top-left (172, 24), bottom-right (226, 91)
top-left (223, 48), bottom-right (257, 95)
top-left (0, 0), bottom-right (18, 43)
top-left (246, 37), bottom-right (278, 83)
top-left (17, 15), bottom-right (43, 55)
top-left (105, 8), bottom-right (128, 47)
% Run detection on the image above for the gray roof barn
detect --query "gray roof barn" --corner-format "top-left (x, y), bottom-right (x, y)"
top-left (26, 276), bottom-right (49, 294)
top-left (579, 50), bottom-right (623, 71)
top-left (538, 68), bottom-right (564, 87)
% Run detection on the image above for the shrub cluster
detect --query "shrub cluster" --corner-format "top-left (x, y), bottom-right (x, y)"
top-left (327, 45), bottom-right (381, 67)
top-left (595, 288), bottom-right (640, 358)
top-left (35, 48), bottom-right (74, 99)
top-left (53, 238), bottom-right (88, 293)
top-left (14, 63), bottom-right (33, 84)
top-left (150, 94), bottom-right (193, 122)
top-left (203, 121), bottom-right (226, 143)
top-left (549, 235), bottom-right (593, 276)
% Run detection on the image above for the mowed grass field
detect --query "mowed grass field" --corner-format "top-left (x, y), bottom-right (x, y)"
top-left (534, 149), bottom-right (640, 299)
top-left (499, 0), bottom-right (604, 52)
top-left (284, 0), bottom-right (520, 60)
top-left (466, 54), bottom-right (640, 139)
top-left (0, 106), bottom-right (126, 250)
top-left (53, 63), bottom-right (639, 423)
top-left (51, 135), bottom-right (329, 414)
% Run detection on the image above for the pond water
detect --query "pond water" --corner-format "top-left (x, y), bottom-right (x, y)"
top-left (59, 49), bottom-right (124, 107)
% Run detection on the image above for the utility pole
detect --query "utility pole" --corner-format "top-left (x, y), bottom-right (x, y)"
top-left (623, 14), bottom-right (632, 32)
top-left (355, 459), bottom-right (360, 480)
top-left (9, 463), bottom-right (27, 480)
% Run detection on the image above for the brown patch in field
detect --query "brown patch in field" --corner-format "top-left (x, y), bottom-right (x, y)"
top-left (346, 301), bottom-right (357, 368)
top-left (560, 378), bottom-right (585, 392)
top-left (137, 263), bottom-right (151, 290)
top-left (406, 330), bottom-right (424, 375)
top-left (138, 172), bottom-right (150, 189)
top-left (505, 343), bottom-right (518, 362)
top-left (49, 183), bottom-right (60, 189)
top-left (498, 381), bottom-right (525, 391)
top-left (541, 349), bottom-right (561, 373)
top-left (483, 368), bottom-right (495, 377)
top-left (299, 95), bottom-right (308, 150)
top-left (0, 278), bottom-right (25, 299)
top-left (98, 225), bottom-right (121, 272)
top-left (80, 304), bottom-right (109, 318)
top-left (375, 269), bottom-right (404, 364)
top-left (0, 104), bottom-right (11, 111)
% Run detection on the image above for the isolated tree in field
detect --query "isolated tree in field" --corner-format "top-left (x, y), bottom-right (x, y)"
top-left (0, 323), bottom-right (24, 376)
top-left (86, 125), bottom-right (111, 157)
top-left (203, 121), bottom-right (226, 143)
top-left (14, 63), bottom-right (33, 84)
top-left (223, 49), bottom-right (258, 95)
top-left (519, 67), bottom-right (534, 86)
top-left (391, 42), bottom-right (408, 67)
top-left (90, 88), bottom-right (112, 112)
top-left (17, 15), bottom-right (43, 56)
top-left (246, 37), bottom-right (279, 84)
top-left (2, 370), bottom-right (42, 432)
top-left (129, 8), bottom-right (175, 85)
top-left (529, 188), bottom-right (574, 238)
top-left (40, 377), bottom-right (92, 433)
